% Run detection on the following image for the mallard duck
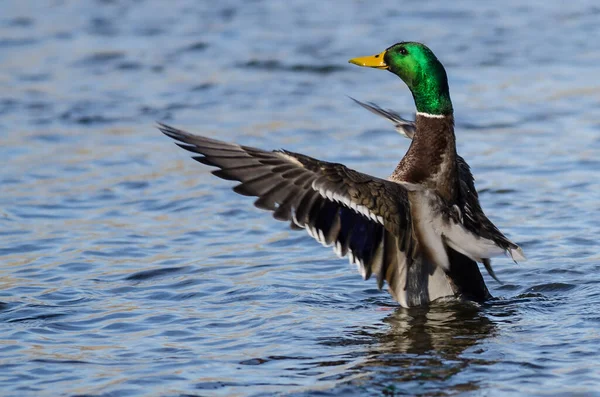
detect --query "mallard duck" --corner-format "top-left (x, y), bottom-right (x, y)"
top-left (349, 97), bottom-right (505, 284)
top-left (159, 42), bottom-right (525, 307)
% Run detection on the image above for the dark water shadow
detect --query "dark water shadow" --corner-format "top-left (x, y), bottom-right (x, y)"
top-left (315, 302), bottom-right (497, 397)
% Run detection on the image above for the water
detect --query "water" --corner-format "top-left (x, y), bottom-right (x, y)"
top-left (1, 0), bottom-right (600, 395)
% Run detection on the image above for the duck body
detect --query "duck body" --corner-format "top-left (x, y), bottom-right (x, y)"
top-left (352, 99), bottom-right (524, 283)
top-left (160, 42), bottom-right (524, 308)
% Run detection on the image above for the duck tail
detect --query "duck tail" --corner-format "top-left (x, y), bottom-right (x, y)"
top-left (446, 248), bottom-right (492, 302)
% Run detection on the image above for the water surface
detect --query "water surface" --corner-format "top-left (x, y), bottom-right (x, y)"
top-left (1, 1), bottom-right (600, 396)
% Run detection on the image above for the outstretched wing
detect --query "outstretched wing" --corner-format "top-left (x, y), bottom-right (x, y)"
top-left (158, 123), bottom-right (418, 296)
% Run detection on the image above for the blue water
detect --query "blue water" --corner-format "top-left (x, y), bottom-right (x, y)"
top-left (1, 1), bottom-right (600, 396)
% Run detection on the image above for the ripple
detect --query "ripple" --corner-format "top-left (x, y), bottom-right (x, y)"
top-left (524, 283), bottom-right (578, 293)
top-left (174, 41), bottom-right (209, 54)
top-left (74, 51), bottom-right (126, 66)
top-left (0, 37), bottom-right (38, 47)
top-left (240, 60), bottom-right (345, 74)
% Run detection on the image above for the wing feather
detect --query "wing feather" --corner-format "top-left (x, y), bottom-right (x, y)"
top-left (159, 123), bottom-right (417, 292)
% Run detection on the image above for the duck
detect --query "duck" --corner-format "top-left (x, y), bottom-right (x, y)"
top-left (159, 41), bottom-right (525, 308)
top-left (349, 97), bottom-right (505, 284)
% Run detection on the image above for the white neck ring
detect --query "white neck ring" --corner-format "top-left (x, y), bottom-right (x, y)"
top-left (416, 111), bottom-right (447, 119)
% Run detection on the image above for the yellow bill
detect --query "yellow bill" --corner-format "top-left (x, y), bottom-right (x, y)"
top-left (348, 50), bottom-right (388, 69)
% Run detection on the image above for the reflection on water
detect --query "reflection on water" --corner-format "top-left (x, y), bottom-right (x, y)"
top-left (379, 303), bottom-right (495, 358)
top-left (318, 303), bottom-right (496, 396)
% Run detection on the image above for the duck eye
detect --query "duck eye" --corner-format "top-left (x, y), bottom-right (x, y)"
top-left (398, 47), bottom-right (408, 55)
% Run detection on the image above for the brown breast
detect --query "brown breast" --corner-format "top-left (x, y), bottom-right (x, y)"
top-left (390, 114), bottom-right (459, 202)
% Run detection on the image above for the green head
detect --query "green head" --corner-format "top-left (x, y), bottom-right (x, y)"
top-left (349, 42), bottom-right (453, 115)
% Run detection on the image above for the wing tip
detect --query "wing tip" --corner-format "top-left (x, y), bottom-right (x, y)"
top-left (482, 258), bottom-right (503, 284)
top-left (157, 121), bottom-right (186, 141)
top-left (509, 246), bottom-right (526, 262)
